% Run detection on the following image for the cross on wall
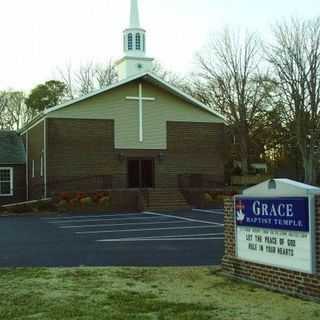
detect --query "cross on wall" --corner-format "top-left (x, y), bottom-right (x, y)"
top-left (126, 83), bottom-right (156, 142)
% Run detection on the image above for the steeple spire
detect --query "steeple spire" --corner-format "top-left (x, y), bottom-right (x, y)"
top-left (115, 0), bottom-right (154, 80)
top-left (130, 0), bottom-right (140, 28)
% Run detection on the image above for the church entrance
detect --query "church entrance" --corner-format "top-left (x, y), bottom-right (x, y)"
top-left (127, 158), bottom-right (155, 189)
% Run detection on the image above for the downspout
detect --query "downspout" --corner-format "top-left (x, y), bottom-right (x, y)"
top-left (44, 118), bottom-right (47, 199)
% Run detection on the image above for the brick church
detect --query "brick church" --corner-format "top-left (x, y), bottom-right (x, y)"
top-left (0, 0), bottom-right (225, 206)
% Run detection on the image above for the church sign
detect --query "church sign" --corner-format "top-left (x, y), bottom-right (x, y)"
top-left (235, 195), bottom-right (315, 273)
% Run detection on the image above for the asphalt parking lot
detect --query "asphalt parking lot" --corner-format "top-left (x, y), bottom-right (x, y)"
top-left (0, 209), bottom-right (224, 267)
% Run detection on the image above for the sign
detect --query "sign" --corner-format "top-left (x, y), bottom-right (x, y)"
top-left (235, 197), bottom-right (309, 232)
top-left (235, 196), bottom-right (314, 273)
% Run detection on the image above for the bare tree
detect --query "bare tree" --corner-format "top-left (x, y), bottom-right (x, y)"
top-left (95, 61), bottom-right (118, 89)
top-left (267, 17), bottom-right (320, 184)
top-left (58, 63), bottom-right (75, 100)
top-left (0, 91), bottom-right (37, 130)
top-left (58, 60), bottom-right (118, 98)
top-left (76, 62), bottom-right (96, 96)
top-left (197, 29), bottom-right (270, 175)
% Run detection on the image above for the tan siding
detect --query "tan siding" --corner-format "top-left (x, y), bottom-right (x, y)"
top-left (47, 80), bottom-right (223, 150)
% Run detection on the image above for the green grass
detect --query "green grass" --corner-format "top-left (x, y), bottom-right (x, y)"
top-left (0, 267), bottom-right (319, 320)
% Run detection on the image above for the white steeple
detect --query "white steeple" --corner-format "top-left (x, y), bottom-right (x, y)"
top-left (130, 0), bottom-right (140, 28)
top-left (115, 0), bottom-right (154, 80)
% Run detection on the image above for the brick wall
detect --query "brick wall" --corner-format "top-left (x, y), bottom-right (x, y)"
top-left (47, 118), bottom-right (117, 194)
top-left (222, 197), bottom-right (320, 300)
top-left (45, 118), bottom-right (225, 193)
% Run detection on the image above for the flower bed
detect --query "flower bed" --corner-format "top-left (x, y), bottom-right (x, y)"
top-left (0, 190), bottom-right (143, 215)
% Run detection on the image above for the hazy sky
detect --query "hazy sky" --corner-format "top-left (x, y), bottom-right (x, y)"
top-left (0, 0), bottom-right (319, 91)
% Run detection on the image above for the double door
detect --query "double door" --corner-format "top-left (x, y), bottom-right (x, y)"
top-left (127, 158), bottom-right (155, 188)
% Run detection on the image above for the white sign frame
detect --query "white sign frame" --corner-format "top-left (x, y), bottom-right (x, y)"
top-left (234, 195), bottom-right (316, 274)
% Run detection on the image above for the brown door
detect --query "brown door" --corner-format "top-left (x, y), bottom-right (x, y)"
top-left (127, 159), bottom-right (154, 188)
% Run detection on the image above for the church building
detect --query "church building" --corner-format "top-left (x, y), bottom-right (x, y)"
top-left (0, 0), bottom-right (225, 206)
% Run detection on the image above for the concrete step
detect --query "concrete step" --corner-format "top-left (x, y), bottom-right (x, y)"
top-left (142, 189), bottom-right (190, 211)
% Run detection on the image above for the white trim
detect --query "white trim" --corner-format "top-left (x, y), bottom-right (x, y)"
top-left (40, 153), bottom-right (43, 177)
top-left (147, 73), bottom-right (226, 121)
top-left (43, 118), bottom-right (47, 198)
top-left (19, 72), bottom-right (225, 135)
top-left (0, 167), bottom-right (14, 197)
top-left (32, 160), bottom-right (35, 178)
top-left (26, 132), bottom-right (29, 201)
top-left (19, 117), bottom-right (45, 135)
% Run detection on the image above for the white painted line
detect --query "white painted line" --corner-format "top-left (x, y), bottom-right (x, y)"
top-left (49, 216), bottom-right (174, 224)
top-left (150, 233), bottom-right (225, 238)
top-left (106, 232), bottom-right (225, 239)
top-left (192, 209), bottom-right (224, 215)
top-left (76, 225), bottom-right (223, 235)
top-left (144, 211), bottom-right (224, 226)
top-left (97, 232), bottom-right (225, 242)
top-left (97, 237), bottom-right (225, 242)
top-left (60, 220), bottom-right (189, 229)
top-left (44, 212), bottom-right (146, 221)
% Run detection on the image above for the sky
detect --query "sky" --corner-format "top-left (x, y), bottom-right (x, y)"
top-left (0, 0), bottom-right (319, 91)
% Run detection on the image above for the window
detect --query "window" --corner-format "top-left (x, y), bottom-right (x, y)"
top-left (143, 34), bottom-right (145, 51)
top-left (128, 33), bottom-right (133, 50)
top-left (136, 33), bottom-right (141, 50)
top-left (0, 168), bottom-right (13, 196)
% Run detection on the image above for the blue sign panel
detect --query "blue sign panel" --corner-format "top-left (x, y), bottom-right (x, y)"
top-left (235, 197), bottom-right (309, 232)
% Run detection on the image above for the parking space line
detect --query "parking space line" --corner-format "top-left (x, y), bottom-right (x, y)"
top-left (192, 209), bottom-right (224, 215)
top-left (43, 212), bottom-right (147, 221)
top-left (97, 237), bottom-right (225, 242)
top-left (98, 232), bottom-right (224, 242)
top-left (60, 220), bottom-right (188, 229)
top-left (49, 216), bottom-right (175, 224)
top-left (144, 211), bottom-right (224, 226)
top-left (107, 232), bottom-right (225, 239)
top-left (76, 225), bottom-right (223, 235)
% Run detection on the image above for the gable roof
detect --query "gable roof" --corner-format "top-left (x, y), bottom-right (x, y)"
top-left (0, 131), bottom-right (26, 164)
top-left (20, 72), bottom-right (225, 134)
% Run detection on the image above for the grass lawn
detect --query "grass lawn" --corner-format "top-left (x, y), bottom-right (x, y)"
top-left (0, 267), bottom-right (319, 320)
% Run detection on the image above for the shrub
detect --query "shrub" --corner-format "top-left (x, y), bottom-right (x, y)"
top-left (57, 200), bottom-right (68, 212)
top-left (59, 192), bottom-right (74, 201)
top-left (204, 193), bottom-right (214, 202)
top-left (75, 192), bottom-right (87, 200)
top-left (80, 197), bottom-right (94, 207)
top-left (69, 198), bottom-right (80, 207)
top-left (99, 196), bottom-right (111, 208)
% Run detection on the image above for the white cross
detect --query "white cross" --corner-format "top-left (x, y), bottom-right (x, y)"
top-left (126, 83), bottom-right (156, 142)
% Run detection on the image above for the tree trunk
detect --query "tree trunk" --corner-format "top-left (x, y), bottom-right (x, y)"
top-left (303, 155), bottom-right (316, 185)
top-left (238, 127), bottom-right (250, 176)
